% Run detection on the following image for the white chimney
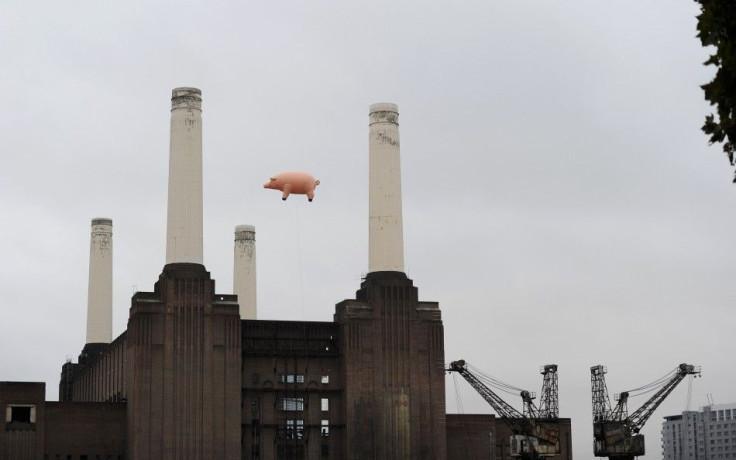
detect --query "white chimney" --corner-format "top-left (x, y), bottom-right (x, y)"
top-left (86, 218), bottom-right (113, 344)
top-left (166, 87), bottom-right (204, 265)
top-left (368, 102), bottom-right (405, 273)
top-left (233, 225), bottom-right (257, 319)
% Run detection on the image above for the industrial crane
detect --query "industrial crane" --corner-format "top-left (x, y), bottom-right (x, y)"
top-left (448, 360), bottom-right (561, 459)
top-left (590, 363), bottom-right (701, 460)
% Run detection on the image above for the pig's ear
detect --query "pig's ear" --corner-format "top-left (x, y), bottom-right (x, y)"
top-left (269, 177), bottom-right (276, 181)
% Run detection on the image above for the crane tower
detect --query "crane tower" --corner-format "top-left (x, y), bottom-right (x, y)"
top-left (448, 360), bottom-right (561, 459)
top-left (590, 363), bottom-right (701, 460)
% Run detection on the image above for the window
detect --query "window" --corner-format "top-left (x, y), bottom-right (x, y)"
top-left (10, 406), bottom-right (31, 423)
top-left (279, 374), bottom-right (304, 384)
top-left (321, 375), bottom-right (329, 384)
top-left (286, 419), bottom-right (304, 439)
top-left (251, 397), bottom-right (260, 413)
top-left (279, 397), bottom-right (304, 412)
top-left (6, 405), bottom-right (35, 424)
top-left (321, 419), bottom-right (329, 437)
top-left (321, 398), bottom-right (329, 411)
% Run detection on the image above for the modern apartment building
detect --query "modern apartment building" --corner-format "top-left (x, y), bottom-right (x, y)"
top-left (662, 403), bottom-right (736, 460)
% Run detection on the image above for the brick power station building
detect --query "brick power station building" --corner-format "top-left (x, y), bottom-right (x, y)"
top-left (0, 89), bottom-right (572, 460)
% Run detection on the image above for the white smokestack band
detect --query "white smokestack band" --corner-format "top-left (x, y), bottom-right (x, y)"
top-left (166, 87), bottom-right (204, 265)
top-left (86, 218), bottom-right (113, 344)
top-left (233, 225), bottom-right (257, 319)
top-left (368, 102), bottom-right (405, 273)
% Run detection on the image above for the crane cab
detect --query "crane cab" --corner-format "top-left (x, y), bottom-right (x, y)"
top-left (593, 430), bottom-right (644, 459)
top-left (511, 434), bottom-right (560, 457)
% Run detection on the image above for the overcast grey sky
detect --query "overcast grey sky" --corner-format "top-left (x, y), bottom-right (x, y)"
top-left (1, 1), bottom-right (733, 458)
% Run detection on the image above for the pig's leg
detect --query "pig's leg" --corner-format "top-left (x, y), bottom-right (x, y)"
top-left (281, 184), bottom-right (292, 201)
top-left (307, 190), bottom-right (315, 202)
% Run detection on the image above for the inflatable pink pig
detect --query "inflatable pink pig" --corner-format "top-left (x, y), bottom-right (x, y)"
top-left (264, 171), bottom-right (320, 201)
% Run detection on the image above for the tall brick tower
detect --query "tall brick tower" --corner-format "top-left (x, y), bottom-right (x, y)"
top-left (125, 88), bottom-right (241, 459)
top-left (335, 103), bottom-right (447, 459)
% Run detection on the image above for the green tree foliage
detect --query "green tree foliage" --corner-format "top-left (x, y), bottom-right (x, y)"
top-left (696, 1), bottom-right (736, 181)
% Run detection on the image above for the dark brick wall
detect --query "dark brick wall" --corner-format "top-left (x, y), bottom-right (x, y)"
top-left (241, 320), bottom-right (343, 459)
top-left (0, 382), bottom-right (45, 460)
top-left (126, 263), bottom-right (241, 459)
top-left (45, 402), bottom-right (126, 458)
top-left (446, 414), bottom-right (574, 460)
top-left (447, 414), bottom-right (496, 460)
top-left (59, 361), bottom-right (82, 402)
top-left (68, 336), bottom-right (127, 403)
top-left (335, 271), bottom-right (446, 460)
